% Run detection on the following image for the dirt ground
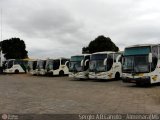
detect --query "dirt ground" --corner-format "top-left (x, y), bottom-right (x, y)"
top-left (0, 74), bottom-right (160, 114)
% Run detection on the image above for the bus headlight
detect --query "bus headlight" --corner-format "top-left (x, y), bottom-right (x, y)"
top-left (122, 73), bottom-right (127, 77)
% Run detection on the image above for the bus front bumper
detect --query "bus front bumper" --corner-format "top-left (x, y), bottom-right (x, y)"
top-left (69, 72), bottom-right (88, 79)
top-left (122, 77), bottom-right (151, 84)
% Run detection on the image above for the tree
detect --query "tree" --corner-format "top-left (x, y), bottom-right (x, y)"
top-left (82, 35), bottom-right (119, 54)
top-left (0, 38), bottom-right (28, 59)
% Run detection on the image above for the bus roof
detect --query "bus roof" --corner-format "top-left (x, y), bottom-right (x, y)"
top-left (37, 59), bottom-right (46, 61)
top-left (71, 54), bottom-right (90, 57)
top-left (125, 44), bottom-right (157, 49)
top-left (49, 57), bottom-right (69, 61)
top-left (91, 51), bottom-right (115, 55)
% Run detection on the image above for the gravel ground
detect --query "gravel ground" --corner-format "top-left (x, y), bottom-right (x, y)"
top-left (0, 74), bottom-right (160, 114)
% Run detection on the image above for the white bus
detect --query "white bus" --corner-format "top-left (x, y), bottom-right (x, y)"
top-left (89, 51), bottom-right (122, 80)
top-left (45, 58), bottom-right (69, 76)
top-left (122, 44), bottom-right (160, 85)
top-left (69, 54), bottom-right (90, 79)
top-left (27, 59), bottom-right (37, 75)
top-left (35, 59), bottom-right (46, 75)
top-left (3, 59), bottom-right (28, 74)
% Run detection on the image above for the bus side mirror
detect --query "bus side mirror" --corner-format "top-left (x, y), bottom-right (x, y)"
top-left (84, 59), bottom-right (89, 66)
top-left (103, 58), bottom-right (107, 66)
top-left (65, 61), bottom-right (69, 67)
top-left (116, 55), bottom-right (121, 62)
top-left (148, 53), bottom-right (152, 63)
top-left (81, 60), bottom-right (84, 67)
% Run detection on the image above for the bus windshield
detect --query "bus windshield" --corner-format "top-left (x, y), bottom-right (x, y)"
top-left (28, 61), bottom-right (33, 70)
top-left (69, 56), bottom-right (84, 72)
top-left (46, 59), bottom-right (54, 70)
top-left (37, 60), bottom-right (46, 69)
top-left (122, 55), bottom-right (150, 73)
top-left (90, 54), bottom-right (107, 72)
top-left (123, 46), bottom-right (151, 73)
top-left (28, 61), bottom-right (37, 70)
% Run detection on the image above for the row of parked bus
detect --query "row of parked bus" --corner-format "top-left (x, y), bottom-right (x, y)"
top-left (2, 44), bottom-right (160, 85)
top-left (69, 51), bottom-right (122, 80)
top-left (3, 58), bottom-right (70, 76)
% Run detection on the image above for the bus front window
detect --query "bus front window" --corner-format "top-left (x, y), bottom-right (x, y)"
top-left (123, 46), bottom-right (152, 73)
top-left (123, 55), bottom-right (150, 73)
top-left (69, 56), bottom-right (84, 72)
top-left (69, 62), bottom-right (75, 72)
top-left (28, 61), bottom-right (33, 71)
top-left (90, 54), bottom-right (107, 72)
top-left (134, 56), bottom-right (149, 73)
top-left (37, 60), bottom-right (45, 69)
top-left (89, 61), bottom-right (96, 72)
top-left (96, 60), bottom-right (105, 72)
top-left (46, 60), bottom-right (53, 70)
top-left (122, 56), bottom-right (134, 73)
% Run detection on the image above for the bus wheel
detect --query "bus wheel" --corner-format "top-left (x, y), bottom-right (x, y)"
top-left (15, 70), bottom-right (19, 74)
top-left (115, 72), bottom-right (120, 80)
top-left (59, 71), bottom-right (64, 76)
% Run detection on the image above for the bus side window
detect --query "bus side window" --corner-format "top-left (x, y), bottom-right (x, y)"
top-left (33, 61), bottom-right (37, 70)
top-left (53, 60), bottom-right (60, 70)
top-left (151, 46), bottom-right (158, 71)
top-left (114, 54), bottom-right (117, 62)
top-left (43, 61), bottom-right (46, 69)
top-left (61, 59), bottom-right (66, 65)
top-left (107, 54), bottom-right (113, 71)
top-left (118, 56), bottom-right (122, 63)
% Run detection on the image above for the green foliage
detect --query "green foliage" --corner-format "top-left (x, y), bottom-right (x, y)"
top-left (82, 35), bottom-right (119, 54)
top-left (0, 38), bottom-right (28, 59)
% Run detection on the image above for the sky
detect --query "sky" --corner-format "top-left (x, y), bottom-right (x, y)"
top-left (1, 0), bottom-right (160, 59)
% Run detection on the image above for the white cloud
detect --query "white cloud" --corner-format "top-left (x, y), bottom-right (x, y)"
top-left (1, 0), bottom-right (160, 58)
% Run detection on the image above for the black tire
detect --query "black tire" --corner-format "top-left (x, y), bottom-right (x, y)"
top-left (59, 70), bottom-right (64, 76)
top-left (15, 70), bottom-right (19, 74)
top-left (115, 72), bottom-right (120, 80)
